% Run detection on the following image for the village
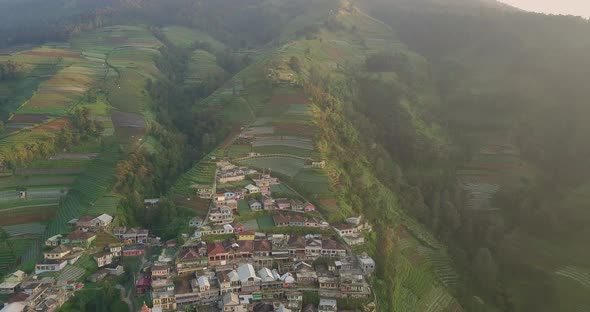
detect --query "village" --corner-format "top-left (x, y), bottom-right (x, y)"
top-left (0, 160), bottom-right (374, 312)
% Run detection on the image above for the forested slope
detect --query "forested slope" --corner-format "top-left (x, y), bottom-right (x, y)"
top-left (357, 0), bottom-right (590, 310)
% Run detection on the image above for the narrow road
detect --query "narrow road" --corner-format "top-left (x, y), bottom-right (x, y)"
top-left (116, 284), bottom-right (133, 312)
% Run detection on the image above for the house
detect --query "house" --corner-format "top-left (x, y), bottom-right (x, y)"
top-left (108, 243), bottom-right (123, 257)
top-left (151, 265), bottom-right (170, 280)
top-left (222, 292), bottom-right (246, 312)
top-left (113, 227), bottom-right (149, 244)
top-left (144, 198), bottom-right (160, 208)
top-left (65, 230), bottom-right (96, 247)
top-left (44, 245), bottom-right (71, 260)
top-left (244, 184), bottom-right (260, 194)
top-left (176, 248), bottom-right (207, 275)
top-left (340, 271), bottom-right (371, 298)
top-left (318, 298), bottom-right (337, 312)
top-left (93, 214), bottom-right (114, 231)
top-left (45, 234), bottom-right (62, 247)
top-left (318, 276), bottom-right (339, 290)
top-left (232, 222), bottom-right (245, 233)
top-left (221, 199), bottom-right (239, 212)
top-left (294, 261), bottom-right (317, 283)
top-left (358, 253), bottom-right (376, 275)
top-left (305, 239), bottom-right (322, 259)
top-left (288, 214), bottom-right (306, 227)
top-left (286, 291), bottom-right (303, 310)
top-left (151, 278), bottom-right (174, 293)
top-left (272, 213), bottom-right (289, 227)
top-left (209, 206), bottom-right (234, 225)
top-left (333, 223), bottom-right (357, 236)
top-left (88, 270), bottom-right (108, 283)
top-left (342, 234), bottom-right (365, 246)
top-left (253, 239), bottom-right (272, 258)
top-left (218, 168), bottom-right (246, 184)
top-left (288, 236), bottom-right (306, 259)
top-left (93, 251), bottom-right (114, 267)
top-left (321, 239), bottom-right (346, 258)
top-left (187, 276), bottom-right (219, 303)
top-left (303, 202), bottom-right (316, 212)
top-left (3, 270), bottom-right (26, 283)
top-left (217, 270), bottom-right (241, 295)
top-left (189, 216), bottom-right (205, 228)
top-left (237, 263), bottom-right (261, 293)
top-left (275, 198), bottom-right (291, 210)
top-left (152, 291), bottom-right (176, 311)
top-left (0, 281), bottom-right (20, 294)
top-left (123, 245), bottom-right (145, 257)
top-left (74, 216), bottom-right (95, 231)
top-left (35, 259), bottom-right (68, 274)
top-left (346, 216), bottom-right (362, 226)
top-left (237, 231), bottom-right (256, 241)
top-left (195, 276), bottom-right (210, 292)
top-left (262, 196), bottom-right (274, 210)
top-left (136, 277), bottom-right (151, 294)
top-left (290, 199), bottom-right (305, 212)
top-left (248, 199), bottom-right (262, 211)
top-left (194, 184), bottom-right (215, 199)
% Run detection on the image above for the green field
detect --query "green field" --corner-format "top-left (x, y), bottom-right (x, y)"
top-left (253, 145), bottom-right (320, 158)
top-left (186, 50), bottom-right (225, 83)
top-left (240, 157), bottom-right (305, 177)
top-left (171, 159), bottom-right (217, 195)
top-left (162, 26), bottom-right (225, 51)
top-left (256, 215), bottom-right (275, 230)
top-left (237, 199), bottom-right (251, 215)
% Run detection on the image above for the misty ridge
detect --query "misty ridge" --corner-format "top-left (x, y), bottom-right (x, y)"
top-left (0, 0), bottom-right (589, 312)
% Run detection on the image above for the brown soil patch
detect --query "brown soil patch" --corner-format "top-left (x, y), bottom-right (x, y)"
top-left (174, 196), bottom-right (210, 216)
top-left (220, 126), bottom-right (242, 149)
top-left (23, 50), bottom-right (81, 59)
top-left (111, 111), bottom-right (146, 128)
top-left (34, 118), bottom-right (71, 132)
top-left (318, 197), bottom-right (337, 209)
top-left (10, 114), bottom-right (51, 124)
top-left (0, 210), bottom-right (56, 226)
top-left (324, 45), bottom-right (342, 59)
top-left (270, 92), bottom-right (309, 106)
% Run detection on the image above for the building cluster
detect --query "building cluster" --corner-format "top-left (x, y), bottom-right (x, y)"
top-left (135, 230), bottom-right (375, 311)
top-left (0, 270), bottom-right (83, 312)
top-left (1, 160), bottom-right (375, 312)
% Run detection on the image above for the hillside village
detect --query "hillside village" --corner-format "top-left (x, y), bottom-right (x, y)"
top-left (0, 160), bottom-right (375, 312)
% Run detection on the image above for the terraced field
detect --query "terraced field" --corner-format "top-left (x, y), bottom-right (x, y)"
top-left (171, 159), bottom-right (217, 196)
top-left (162, 26), bottom-right (225, 51)
top-left (186, 50), bottom-right (225, 83)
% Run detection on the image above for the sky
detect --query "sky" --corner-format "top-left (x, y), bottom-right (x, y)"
top-left (500, 0), bottom-right (590, 18)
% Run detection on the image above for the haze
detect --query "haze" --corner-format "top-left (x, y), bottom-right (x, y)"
top-left (501, 0), bottom-right (590, 17)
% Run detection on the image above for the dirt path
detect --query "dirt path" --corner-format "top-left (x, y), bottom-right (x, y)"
top-left (116, 284), bottom-right (134, 312)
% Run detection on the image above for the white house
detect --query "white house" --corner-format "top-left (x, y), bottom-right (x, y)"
top-left (35, 259), bottom-right (68, 274)
top-left (244, 184), bottom-right (260, 194)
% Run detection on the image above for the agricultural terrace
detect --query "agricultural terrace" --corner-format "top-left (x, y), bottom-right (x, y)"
top-left (162, 26), bottom-right (226, 51)
top-left (44, 145), bottom-right (119, 239)
top-left (186, 50), bottom-right (226, 83)
top-left (17, 60), bottom-right (106, 115)
top-left (71, 25), bottom-right (163, 144)
top-left (170, 159), bottom-right (217, 196)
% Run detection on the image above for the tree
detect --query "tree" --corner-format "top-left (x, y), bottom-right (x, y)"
top-left (289, 56), bottom-right (302, 73)
top-left (472, 247), bottom-right (498, 291)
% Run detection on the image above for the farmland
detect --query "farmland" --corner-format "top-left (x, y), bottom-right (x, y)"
top-left (0, 25), bottom-right (165, 276)
top-left (162, 26), bottom-right (225, 51)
